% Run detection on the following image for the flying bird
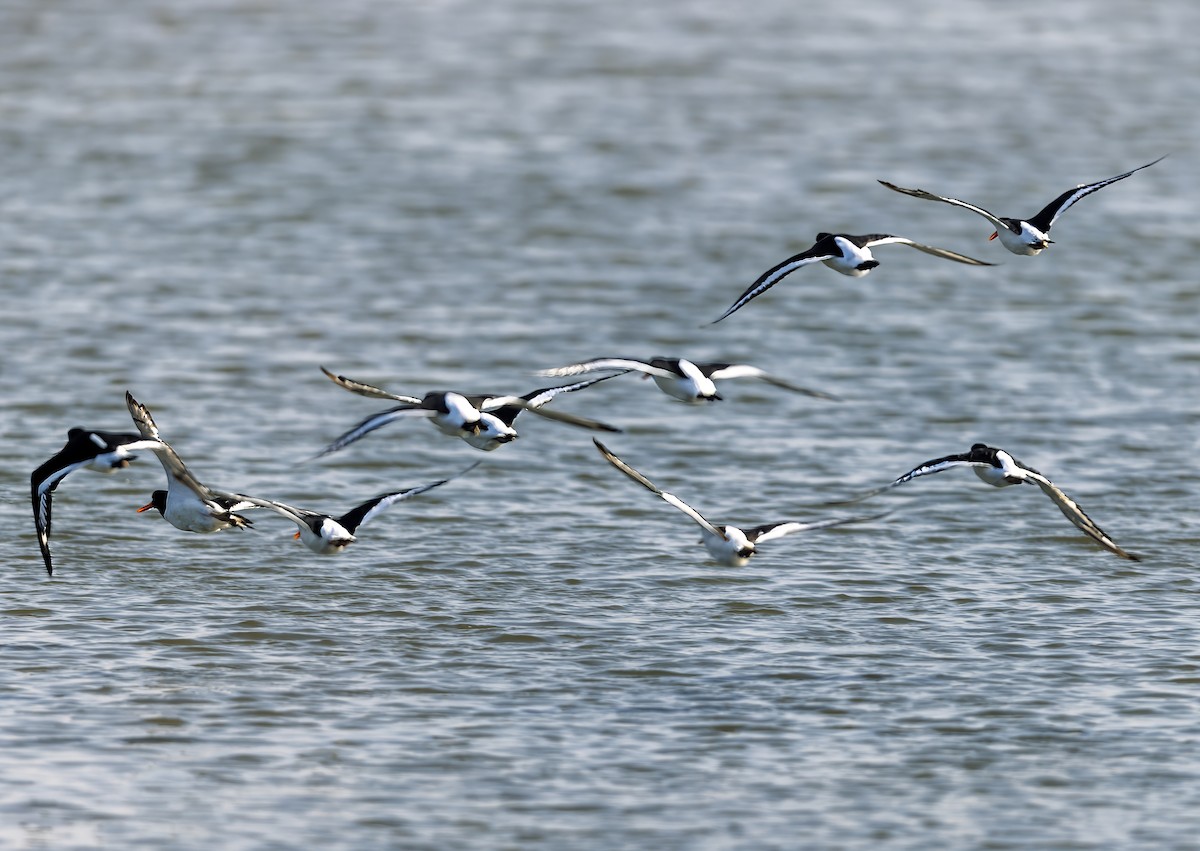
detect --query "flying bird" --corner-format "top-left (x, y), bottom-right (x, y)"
top-left (712, 232), bottom-right (993, 323)
top-left (240, 462), bottom-right (479, 554)
top-left (126, 391), bottom-right (259, 533)
top-left (831, 442), bottom-right (1139, 560)
top-left (31, 427), bottom-right (164, 576)
top-left (316, 367), bottom-right (621, 456)
top-left (536, 356), bottom-right (837, 403)
top-left (593, 438), bottom-right (887, 567)
top-left (878, 156), bottom-right (1165, 255)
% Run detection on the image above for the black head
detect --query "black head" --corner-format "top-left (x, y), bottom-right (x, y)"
top-left (966, 443), bottom-right (1000, 464)
top-left (857, 260), bottom-right (881, 271)
top-left (137, 490), bottom-right (168, 516)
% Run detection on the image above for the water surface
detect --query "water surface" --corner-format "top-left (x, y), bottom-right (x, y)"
top-left (2, 1), bottom-right (1198, 848)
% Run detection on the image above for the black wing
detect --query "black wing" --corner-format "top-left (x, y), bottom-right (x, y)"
top-left (711, 238), bottom-right (840, 324)
top-left (313, 405), bottom-right (432, 458)
top-left (1026, 156), bottom-right (1166, 234)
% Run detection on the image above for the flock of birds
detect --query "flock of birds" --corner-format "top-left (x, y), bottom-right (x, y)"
top-left (32, 157), bottom-right (1165, 575)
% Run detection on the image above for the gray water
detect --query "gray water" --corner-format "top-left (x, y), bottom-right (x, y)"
top-left (2, 1), bottom-right (1199, 848)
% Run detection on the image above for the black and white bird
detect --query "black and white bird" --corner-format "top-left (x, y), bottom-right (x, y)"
top-left (240, 463), bottom-right (478, 555)
top-left (316, 367), bottom-right (621, 457)
top-left (712, 232), bottom-right (993, 323)
top-left (878, 156), bottom-right (1165, 256)
top-left (593, 439), bottom-right (887, 567)
top-left (126, 392), bottom-right (259, 533)
top-left (536, 357), bottom-right (837, 403)
top-left (833, 442), bottom-right (1139, 560)
top-left (31, 427), bottom-right (165, 576)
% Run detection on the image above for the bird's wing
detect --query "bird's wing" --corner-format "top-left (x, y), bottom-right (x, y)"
top-left (312, 405), bottom-right (432, 458)
top-left (1022, 471), bottom-right (1141, 561)
top-left (210, 491), bottom-right (263, 513)
top-left (890, 453), bottom-right (994, 487)
top-left (749, 510), bottom-right (892, 544)
top-left (704, 364), bottom-right (840, 400)
top-left (501, 401), bottom-right (623, 433)
top-left (867, 236), bottom-right (994, 266)
top-left (32, 451), bottom-right (104, 503)
top-left (125, 392), bottom-right (161, 441)
top-left (1027, 155), bottom-right (1167, 233)
top-left (88, 431), bottom-right (163, 453)
top-left (536, 358), bottom-right (669, 380)
top-left (235, 495), bottom-right (315, 529)
top-left (29, 452), bottom-right (99, 575)
top-left (145, 442), bottom-right (206, 492)
top-left (320, 366), bottom-right (423, 403)
top-left (593, 439), bottom-right (725, 539)
top-left (481, 376), bottom-right (623, 432)
top-left (516, 373), bottom-right (626, 408)
top-left (825, 453), bottom-right (987, 505)
top-left (711, 248), bottom-right (832, 324)
top-left (33, 488), bottom-right (56, 575)
top-left (124, 391), bottom-right (214, 495)
top-left (338, 461), bottom-right (480, 533)
top-left (31, 442), bottom-right (119, 534)
top-left (877, 180), bottom-right (1009, 230)
top-left (31, 458), bottom-right (85, 575)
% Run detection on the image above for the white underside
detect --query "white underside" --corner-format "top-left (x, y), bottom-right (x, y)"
top-left (822, 237), bottom-right (876, 276)
top-left (300, 518), bottom-right (355, 554)
top-left (652, 375), bottom-right (715, 403)
top-left (994, 223), bottom-right (1048, 256)
top-left (701, 527), bottom-right (753, 567)
top-left (431, 408), bottom-right (517, 449)
top-left (162, 488), bottom-right (230, 532)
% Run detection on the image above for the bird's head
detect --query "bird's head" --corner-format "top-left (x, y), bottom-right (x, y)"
top-left (137, 491), bottom-right (168, 516)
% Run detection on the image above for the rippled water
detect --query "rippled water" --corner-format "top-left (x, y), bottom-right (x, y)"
top-left (3, 0), bottom-right (1199, 848)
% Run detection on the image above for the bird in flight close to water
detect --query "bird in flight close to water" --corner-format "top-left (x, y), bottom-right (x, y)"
top-left (240, 463), bottom-right (479, 555)
top-left (315, 367), bottom-right (622, 456)
top-left (536, 356), bottom-right (838, 403)
top-left (31, 427), bottom-right (164, 576)
top-left (877, 155), bottom-right (1166, 256)
top-left (829, 442), bottom-right (1140, 561)
top-left (592, 438), bottom-right (889, 567)
top-left (126, 391), bottom-right (260, 534)
top-left (711, 231), bottom-right (993, 323)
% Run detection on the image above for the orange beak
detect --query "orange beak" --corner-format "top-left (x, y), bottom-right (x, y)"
top-left (988, 232), bottom-right (998, 241)
top-left (293, 531), bottom-right (302, 539)
top-left (137, 502), bottom-right (154, 513)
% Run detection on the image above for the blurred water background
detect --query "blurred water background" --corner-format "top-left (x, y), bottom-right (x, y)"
top-left (1, 0), bottom-right (1198, 848)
